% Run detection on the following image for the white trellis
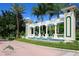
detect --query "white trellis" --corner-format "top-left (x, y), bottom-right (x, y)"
top-left (25, 5), bottom-right (77, 42)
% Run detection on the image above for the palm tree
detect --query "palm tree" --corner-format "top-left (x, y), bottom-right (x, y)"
top-left (11, 3), bottom-right (24, 38)
top-left (32, 4), bottom-right (46, 22)
top-left (32, 4), bottom-right (47, 36)
top-left (32, 7), bottom-right (40, 22)
top-left (53, 3), bottom-right (69, 18)
top-left (38, 4), bottom-right (46, 21)
top-left (41, 3), bottom-right (54, 20)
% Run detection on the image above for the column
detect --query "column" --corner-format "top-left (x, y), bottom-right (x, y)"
top-left (54, 24), bottom-right (57, 38)
top-left (29, 27), bottom-right (31, 37)
top-left (39, 26), bottom-right (41, 37)
top-left (25, 24), bottom-right (28, 38)
top-left (33, 27), bottom-right (35, 37)
top-left (28, 26), bottom-right (30, 37)
top-left (58, 25), bottom-right (59, 34)
top-left (45, 25), bottom-right (48, 38)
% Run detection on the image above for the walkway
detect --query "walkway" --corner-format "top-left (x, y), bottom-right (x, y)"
top-left (0, 40), bottom-right (79, 56)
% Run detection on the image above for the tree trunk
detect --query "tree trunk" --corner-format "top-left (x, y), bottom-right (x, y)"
top-left (16, 15), bottom-right (19, 38)
top-left (37, 16), bottom-right (40, 22)
top-left (57, 12), bottom-right (60, 18)
top-left (49, 15), bottom-right (52, 36)
top-left (49, 16), bottom-right (51, 20)
top-left (41, 15), bottom-right (44, 36)
top-left (49, 14), bottom-right (52, 20)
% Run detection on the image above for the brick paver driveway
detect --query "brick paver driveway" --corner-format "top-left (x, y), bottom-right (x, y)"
top-left (0, 40), bottom-right (79, 56)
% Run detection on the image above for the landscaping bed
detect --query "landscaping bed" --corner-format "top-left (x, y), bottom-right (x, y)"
top-left (17, 38), bottom-right (79, 50)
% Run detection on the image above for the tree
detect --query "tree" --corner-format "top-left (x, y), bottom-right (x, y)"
top-left (41, 3), bottom-right (54, 20)
top-left (37, 3), bottom-right (46, 21)
top-left (11, 3), bottom-right (25, 38)
top-left (32, 3), bottom-right (46, 22)
top-left (32, 7), bottom-right (40, 22)
top-left (0, 10), bottom-right (16, 39)
top-left (0, 9), bottom-right (25, 39)
top-left (53, 3), bottom-right (69, 18)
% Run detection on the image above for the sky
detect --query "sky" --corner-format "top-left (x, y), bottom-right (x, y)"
top-left (0, 3), bottom-right (38, 22)
top-left (0, 3), bottom-right (79, 22)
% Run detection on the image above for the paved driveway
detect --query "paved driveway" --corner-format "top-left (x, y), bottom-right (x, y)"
top-left (0, 40), bottom-right (79, 56)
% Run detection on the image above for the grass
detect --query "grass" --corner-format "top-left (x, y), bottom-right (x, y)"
top-left (16, 38), bottom-right (79, 50)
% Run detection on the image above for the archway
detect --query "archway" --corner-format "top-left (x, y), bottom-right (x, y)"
top-left (35, 26), bottom-right (39, 36)
top-left (40, 25), bottom-right (46, 36)
top-left (48, 24), bottom-right (55, 37)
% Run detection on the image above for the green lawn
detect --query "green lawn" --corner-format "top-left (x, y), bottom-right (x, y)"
top-left (17, 38), bottom-right (79, 50)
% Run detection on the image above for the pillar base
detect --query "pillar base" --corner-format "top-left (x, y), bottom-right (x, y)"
top-left (45, 34), bottom-right (48, 38)
top-left (33, 34), bottom-right (35, 37)
top-left (38, 34), bottom-right (41, 38)
top-left (64, 40), bottom-right (74, 42)
top-left (64, 38), bottom-right (75, 42)
top-left (54, 34), bottom-right (57, 38)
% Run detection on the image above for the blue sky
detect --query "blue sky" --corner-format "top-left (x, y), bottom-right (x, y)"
top-left (0, 3), bottom-right (38, 22)
top-left (0, 3), bottom-right (79, 22)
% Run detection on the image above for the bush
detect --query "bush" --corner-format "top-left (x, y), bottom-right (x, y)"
top-left (76, 37), bottom-right (79, 40)
top-left (20, 31), bottom-right (25, 36)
